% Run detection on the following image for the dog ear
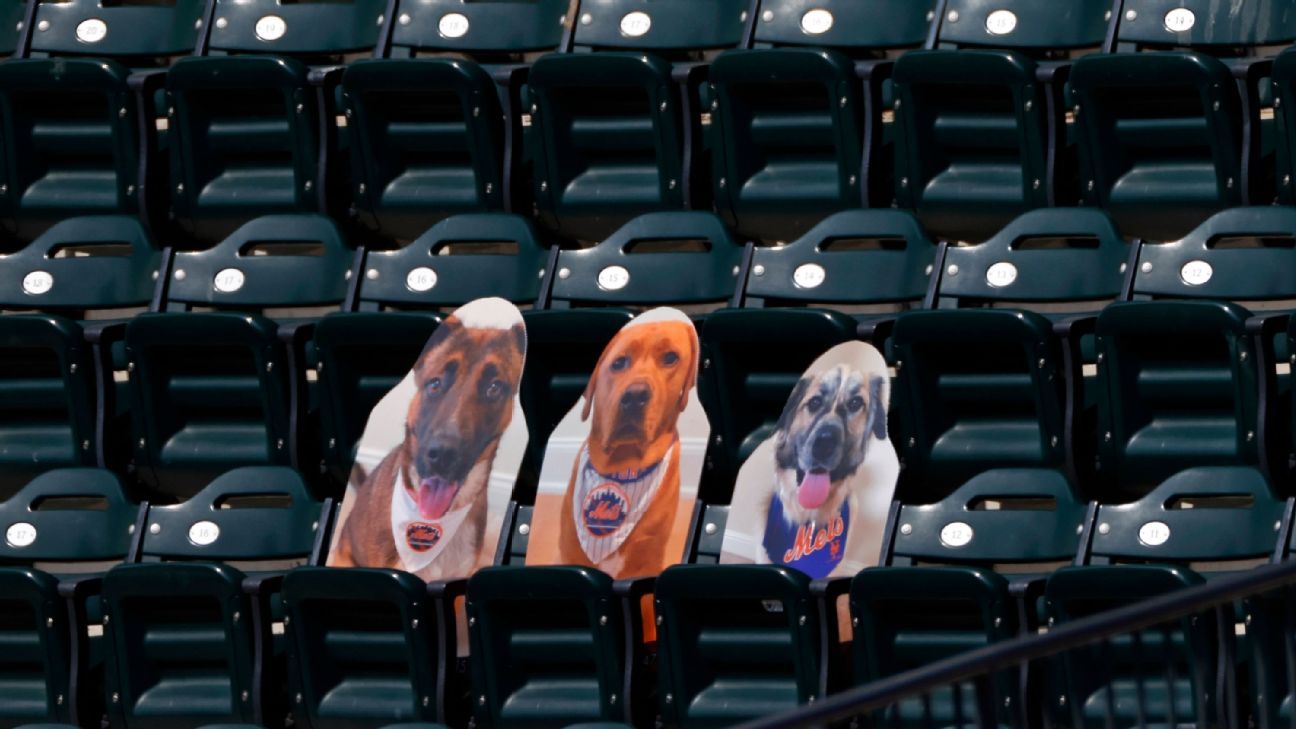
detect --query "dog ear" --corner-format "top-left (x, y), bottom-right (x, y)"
top-left (510, 322), bottom-right (527, 359)
top-left (866, 375), bottom-right (887, 441)
top-left (776, 376), bottom-right (811, 435)
top-left (416, 316), bottom-right (463, 369)
top-left (677, 323), bottom-right (700, 413)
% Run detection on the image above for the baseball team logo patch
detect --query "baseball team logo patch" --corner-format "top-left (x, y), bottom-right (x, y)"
top-left (406, 522), bottom-right (443, 552)
top-left (582, 483), bottom-right (629, 537)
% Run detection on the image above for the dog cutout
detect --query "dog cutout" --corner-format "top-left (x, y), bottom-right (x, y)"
top-left (720, 341), bottom-right (898, 579)
top-left (327, 297), bottom-right (528, 582)
top-left (528, 307), bottom-right (709, 580)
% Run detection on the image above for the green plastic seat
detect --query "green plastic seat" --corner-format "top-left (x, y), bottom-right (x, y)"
top-left (466, 566), bottom-right (629, 729)
top-left (519, 211), bottom-right (744, 501)
top-left (0, 0), bottom-right (205, 249)
top-left (696, 209), bottom-right (934, 508)
top-left (0, 0), bottom-right (23, 57)
top-left (102, 466), bottom-right (323, 729)
top-left (526, 0), bottom-right (748, 243)
top-left (1093, 300), bottom-right (1265, 502)
top-left (314, 213), bottom-right (549, 487)
top-left (850, 567), bottom-right (1017, 729)
top-left (124, 214), bottom-right (351, 501)
top-left (282, 567), bottom-right (454, 729)
top-left (0, 216), bottom-right (161, 497)
top-left (653, 564), bottom-right (821, 728)
top-left (164, 0), bottom-right (385, 247)
top-left (0, 468), bottom-right (139, 728)
top-left (711, 0), bottom-right (940, 242)
top-left (342, 0), bottom-right (568, 245)
top-left (1073, 2), bottom-right (1296, 241)
top-left (1043, 564), bottom-right (1215, 729)
top-left (890, 308), bottom-right (1068, 505)
top-left (893, 0), bottom-right (1111, 242)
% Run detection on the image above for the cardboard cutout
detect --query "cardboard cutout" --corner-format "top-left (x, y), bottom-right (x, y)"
top-left (327, 297), bottom-right (528, 582)
top-left (720, 341), bottom-right (898, 578)
top-left (528, 307), bottom-right (709, 579)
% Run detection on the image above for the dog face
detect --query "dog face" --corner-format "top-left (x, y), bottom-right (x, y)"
top-left (404, 317), bottom-right (527, 520)
top-left (581, 319), bottom-right (698, 474)
top-left (774, 365), bottom-right (886, 516)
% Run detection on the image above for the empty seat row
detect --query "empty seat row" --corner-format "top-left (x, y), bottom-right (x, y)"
top-left (7, 0), bottom-right (1296, 262)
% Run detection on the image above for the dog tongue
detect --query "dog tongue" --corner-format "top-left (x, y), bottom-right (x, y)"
top-left (419, 477), bottom-right (457, 520)
top-left (798, 470), bottom-right (831, 510)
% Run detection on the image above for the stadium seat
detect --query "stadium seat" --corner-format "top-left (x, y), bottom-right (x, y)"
top-left (893, 0), bottom-right (1112, 241)
top-left (0, 0), bottom-right (205, 249)
top-left (697, 209), bottom-right (934, 507)
top-left (708, 0), bottom-right (940, 242)
top-left (282, 567), bottom-right (454, 729)
top-left (526, 0), bottom-right (748, 243)
top-left (1072, 0), bottom-right (1296, 241)
top-left (342, 0), bottom-right (570, 246)
top-left (314, 213), bottom-right (549, 488)
top-left (0, 468), bottom-right (140, 728)
top-left (124, 214), bottom-right (352, 501)
top-left (466, 566), bottom-right (630, 728)
top-left (163, 0), bottom-right (385, 247)
top-left (0, 216), bottom-right (161, 498)
top-left (101, 466), bottom-right (323, 729)
top-left (653, 564), bottom-right (821, 727)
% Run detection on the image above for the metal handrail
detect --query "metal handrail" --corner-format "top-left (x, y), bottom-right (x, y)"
top-left (733, 557), bottom-right (1296, 729)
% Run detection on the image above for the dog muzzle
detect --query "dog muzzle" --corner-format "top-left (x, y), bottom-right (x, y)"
top-left (571, 441), bottom-right (675, 565)
top-left (391, 470), bottom-right (472, 572)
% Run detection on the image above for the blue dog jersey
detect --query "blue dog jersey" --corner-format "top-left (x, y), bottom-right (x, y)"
top-left (762, 497), bottom-right (850, 579)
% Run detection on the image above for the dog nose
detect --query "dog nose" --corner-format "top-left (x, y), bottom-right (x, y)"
top-left (811, 426), bottom-right (841, 462)
top-left (425, 443), bottom-right (457, 471)
top-left (620, 384), bottom-right (651, 412)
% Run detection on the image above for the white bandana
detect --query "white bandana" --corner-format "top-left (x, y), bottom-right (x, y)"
top-left (390, 469), bottom-right (471, 572)
top-left (571, 441), bottom-right (675, 564)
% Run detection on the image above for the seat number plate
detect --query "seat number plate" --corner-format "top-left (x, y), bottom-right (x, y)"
top-left (1180, 260), bottom-right (1213, 286)
top-left (189, 520), bottom-right (220, 546)
top-left (255, 15), bottom-right (287, 41)
top-left (1138, 520), bottom-right (1171, 547)
top-left (214, 268), bottom-right (246, 293)
top-left (940, 521), bottom-right (974, 548)
top-left (406, 266), bottom-right (438, 292)
top-left (597, 265), bottom-right (631, 291)
top-left (793, 263), bottom-right (826, 289)
top-left (985, 10), bottom-right (1017, 36)
top-left (5, 522), bottom-right (36, 548)
top-left (439, 12), bottom-right (469, 38)
top-left (800, 9), bottom-right (834, 35)
top-left (23, 270), bottom-right (53, 295)
top-left (985, 261), bottom-right (1018, 288)
top-left (76, 18), bottom-right (107, 43)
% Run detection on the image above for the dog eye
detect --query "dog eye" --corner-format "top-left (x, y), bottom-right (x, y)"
top-left (611, 356), bottom-right (630, 372)
top-left (806, 395), bottom-right (823, 412)
top-left (425, 377), bottom-right (443, 394)
top-left (484, 379), bottom-right (505, 400)
top-left (847, 396), bottom-right (864, 412)
top-left (661, 351), bottom-right (679, 366)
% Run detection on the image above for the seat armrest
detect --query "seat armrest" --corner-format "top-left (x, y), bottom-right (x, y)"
top-left (491, 64), bottom-right (530, 87)
top-left (58, 575), bottom-right (104, 601)
top-left (242, 572), bottom-right (285, 598)
top-left (1036, 60), bottom-right (1072, 84)
top-left (308, 65), bottom-right (346, 88)
top-left (613, 576), bottom-right (657, 600)
top-left (854, 58), bottom-right (895, 83)
top-left (82, 320), bottom-right (128, 346)
top-left (671, 61), bottom-right (709, 86)
top-left (857, 316), bottom-right (895, 345)
top-left (276, 320), bottom-right (317, 347)
top-left (1228, 57), bottom-right (1273, 83)
top-left (1008, 576), bottom-right (1047, 631)
top-left (127, 68), bottom-right (168, 94)
top-left (1053, 314), bottom-right (1096, 340)
top-left (1247, 313), bottom-right (1289, 337)
top-left (427, 578), bottom-right (467, 602)
top-left (810, 577), bottom-right (850, 601)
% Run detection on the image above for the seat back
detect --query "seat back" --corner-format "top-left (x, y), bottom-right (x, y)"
top-left (743, 209), bottom-right (934, 307)
top-left (467, 566), bottom-right (627, 728)
top-left (1094, 300), bottom-right (1261, 500)
top-left (355, 213), bottom-right (548, 311)
top-left (935, 208), bottom-right (1129, 310)
top-left (283, 567), bottom-right (448, 728)
top-left (888, 468), bottom-right (1086, 567)
top-left (136, 466), bottom-right (320, 563)
top-left (655, 564), bottom-right (821, 727)
top-left (28, 0), bottom-right (205, 58)
top-left (570, 0), bottom-right (748, 53)
top-left (1086, 466), bottom-right (1285, 566)
top-left (891, 309), bottom-right (1067, 504)
top-left (0, 468), bottom-right (138, 565)
top-left (161, 213), bottom-right (351, 311)
top-left (1113, 0), bottom-right (1296, 50)
top-left (937, 0), bottom-right (1112, 52)
top-left (548, 211), bottom-right (745, 308)
top-left (1131, 206), bottom-right (1296, 302)
top-left (753, 0), bottom-right (937, 51)
top-left (0, 215), bottom-right (158, 312)
top-left (385, 0), bottom-right (568, 57)
top-left (205, 0), bottom-right (385, 56)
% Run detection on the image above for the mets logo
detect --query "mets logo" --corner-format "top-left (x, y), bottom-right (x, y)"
top-left (582, 483), bottom-right (629, 538)
top-left (406, 522), bottom-right (443, 552)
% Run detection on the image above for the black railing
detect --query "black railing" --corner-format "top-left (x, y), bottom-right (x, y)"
top-left (735, 558), bottom-right (1296, 729)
